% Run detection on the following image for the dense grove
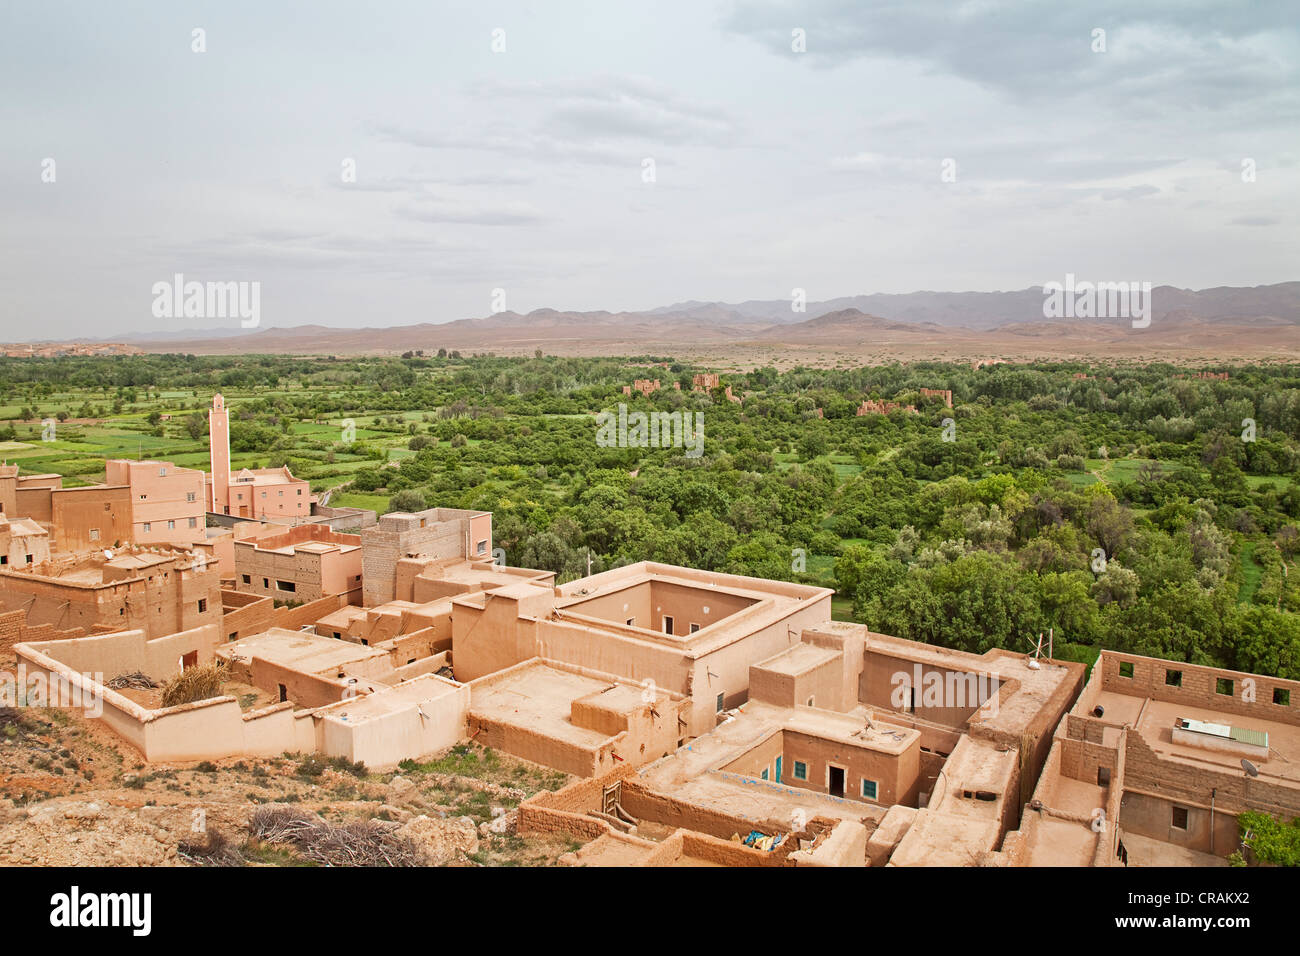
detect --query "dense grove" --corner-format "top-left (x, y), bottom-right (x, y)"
top-left (4, 353), bottom-right (1300, 679)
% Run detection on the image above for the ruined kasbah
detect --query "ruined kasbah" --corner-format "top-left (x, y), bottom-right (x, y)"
top-left (0, 395), bottom-right (1293, 868)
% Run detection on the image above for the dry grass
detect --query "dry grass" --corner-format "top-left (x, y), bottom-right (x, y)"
top-left (248, 806), bottom-right (419, 867)
top-left (160, 661), bottom-right (228, 708)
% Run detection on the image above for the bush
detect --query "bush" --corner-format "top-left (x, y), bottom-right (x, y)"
top-left (160, 661), bottom-right (228, 708)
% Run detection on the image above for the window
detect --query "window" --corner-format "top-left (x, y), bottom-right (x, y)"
top-left (197, 599), bottom-right (207, 613)
top-left (262, 578), bottom-right (269, 588)
top-left (761, 767), bottom-right (769, 781)
top-left (333, 632), bottom-right (341, 639)
top-left (158, 467), bottom-right (166, 476)
top-left (241, 574), bottom-right (251, 584)
top-left (89, 529), bottom-right (99, 541)
top-left (278, 490), bottom-right (283, 496)
top-left (277, 581), bottom-right (296, 593)
top-left (861, 779), bottom-right (878, 801)
top-left (792, 761), bottom-right (808, 781)
top-left (1275, 688), bottom-right (1291, 706)
top-left (297, 488), bottom-right (303, 495)
top-left (1165, 669), bottom-right (1182, 687)
top-left (186, 492), bottom-right (196, 502)
top-left (1172, 806), bottom-right (1189, 830)
top-left (1118, 661), bottom-right (1134, 678)
top-left (261, 492), bottom-right (267, 498)
top-left (716, 693), bottom-right (725, 713)
top-left (626, 617), bottom-right (635, 626)
top-left (807, 697), bottom-right (815, 707)
top-left (25, 554), bottom-right (32, 564)
top-left (143, 522), bottom-right (151, 532)
top-left (103, 502), bottom-right (110, 511)
top-left (0, 556), bottom-right (7, 565)
top-left (1216, 678), bottom-right (1234, 696)
top-left (663, 616), bottom-right (674, 635)
top-left (689, 623), bottom-right (700, 633)
top-left (188, 517), bottom-right (197, 528)
top-left (477, 539), bottom-right (488, 555)
top-left (228, 632), bottom-right (237, 641)
top-left (167, 520), bottom-right (175, 530)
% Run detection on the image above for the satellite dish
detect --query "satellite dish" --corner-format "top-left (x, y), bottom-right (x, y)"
top-left (1242, 758), bottom-right (1259, 777)
top-left (103, 550), bottom-right (113, 560)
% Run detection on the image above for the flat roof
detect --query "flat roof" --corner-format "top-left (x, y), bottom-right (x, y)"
top-left (468, 663), bottom-right (621, 749)
top-left (221, 627), bottom-right (387, 675)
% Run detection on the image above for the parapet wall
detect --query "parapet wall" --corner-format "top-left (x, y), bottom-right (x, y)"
top-left (1100, 650), bottom-right (1300, 727)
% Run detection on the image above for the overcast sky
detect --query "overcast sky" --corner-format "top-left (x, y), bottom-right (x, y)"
top-left (2, 0), bottom-right (1297, 339)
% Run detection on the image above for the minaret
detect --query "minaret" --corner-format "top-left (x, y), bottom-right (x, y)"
top-left (208, 393), bottom-right (230, 513)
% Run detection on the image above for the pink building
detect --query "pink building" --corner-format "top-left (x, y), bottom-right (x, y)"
top-left (206, 394), bottom-right (316, 520)
top-left (104, 459), bottom-right (206, 546)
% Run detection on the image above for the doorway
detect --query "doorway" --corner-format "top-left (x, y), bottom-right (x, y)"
top-left (828, 764), bottom-right (846, 797)
top-left (181, 651), bottom-right (198, 670)
top-left (278, 684), bottom-right (288, 703)
top-left (775, 755), bottom-right (783, 784)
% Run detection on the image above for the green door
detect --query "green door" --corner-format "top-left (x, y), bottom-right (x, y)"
top-left (775, 756), bottom-right (783, 783)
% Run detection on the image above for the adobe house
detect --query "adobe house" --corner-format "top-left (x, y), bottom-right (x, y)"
top-left (231, 523), bottom-right (363, 604)
top-left (450, 562), bottom-right (833, 737)
top-left (360, 506), bottom-right (492, 606)
top-left (0, 514), bottom-right (50, 568)
top-left (0, 548), bottom-right (222, 640)
top-left (1, 460), bottom-right (203, 551)
top-left (1008, 650), bottom-right (1300, 867)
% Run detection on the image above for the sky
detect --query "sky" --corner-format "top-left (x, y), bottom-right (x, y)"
top-left (1, 0), bottom-right (1297, 339)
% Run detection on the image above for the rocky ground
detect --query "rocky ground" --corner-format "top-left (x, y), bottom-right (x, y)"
top-left (0, 700), bottom-right (577, 867)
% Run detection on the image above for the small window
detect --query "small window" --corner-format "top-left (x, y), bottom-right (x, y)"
top-left (186, 492), bottom-right (196, 502)
top-left (228, 632), bottom-right (237, 641)
top-left (0, 556), bottom-right (7, 565)
top-left (1172, 806), bottom-right (1189, 830)
top-left (476, 539), bottom-right (488, 555)
top-left (89, 529), bottom-right (100, 541)
top-left (761, 767), bottom-right (769, 781)
top-left (297, 488), bottom-right (303, 495)
top-left (278, 490), bottom-right (283, 496)
top-left (1165, 669), bottom-right (1182, 687)
top-left (262, 578), bottom-right (269, 588)
top-left (241, 574), bottom-right (251, 584)
top-left (333, 632), bottom-right (341, 639)
top-left (25, 554), bottom-right (32, 564)
top-left (1275, 688), bottom-right (1291, 706)
top-left (188, 517), bottom-right (197, 528)
top-left (663, 616), bottom-right (674, 635)
top-left (159, 467), bottom-right (166, 476)
top-left (167, 520), bottom-right (175, 530)
top-left (103, 502), bottom-right (110, 511)
top-left (792, 761), bottom-right (808, 781)
top-left (1216, 678), bottom-right (1234, 696)
top-left (716, 693), bottom-right (725, 713)
top-left (1119, 661), bottom-right (1134, 678)
top-left (862, 779), bottom-right (878, 801)
top-left (277, 580), bottom-right (296, 593)
top-left (689, 623), bottom-right (700, 633)
top-left (626, 617), bottom-right (635, 626)
top-left (143, 522), bottom-right (151, 532)
top-left (197, 599), bottom-right (207, 613)
top-left (807, 697), bottom-right (815, 707)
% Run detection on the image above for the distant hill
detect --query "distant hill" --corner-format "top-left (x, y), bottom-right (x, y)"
top-left (91, 281), bottom-right (1300, 357)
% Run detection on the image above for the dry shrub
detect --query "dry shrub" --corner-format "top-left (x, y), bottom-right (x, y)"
top-left (249, 805), bottom-right (418, 867)
top-left (160, 661), bottom-right (228, 708)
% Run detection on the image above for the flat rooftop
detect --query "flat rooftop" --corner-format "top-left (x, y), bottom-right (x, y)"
top-left (316, 673), bottom-right (463, 725)
top-left (757, 642), bottom-right (841, 676)
top-left (468, 663), bottom-right (628, 749)
top-left (1131, 696), bottom-right (1300, 784)
top-left (220, 627), bottom-right (388, 676)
